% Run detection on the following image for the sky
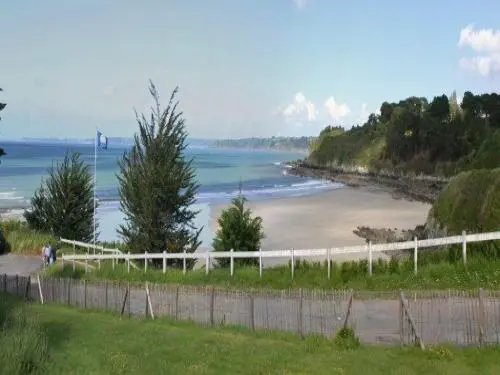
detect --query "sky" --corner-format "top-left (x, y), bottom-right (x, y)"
top-left (1, 0), bottom-right (499, 139)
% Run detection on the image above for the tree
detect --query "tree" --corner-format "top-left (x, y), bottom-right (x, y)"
top-left (212, 192), bottom-right (264, 268)
top-left (24, 151), bottom-right (96, 241)
top-left (0, 88), bottom-right (6, 159)
top-left (117, 81), bottom-right (201, 269)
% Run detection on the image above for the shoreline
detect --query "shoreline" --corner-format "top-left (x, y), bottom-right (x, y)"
top-left (288, 161), bottom-right (448, 204)
top-left (209, 186), bottom-right (431, 266)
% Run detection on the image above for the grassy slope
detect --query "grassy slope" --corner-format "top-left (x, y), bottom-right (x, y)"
top-left (49, 255), bottom-right (500, 291)
top-left (429, 168), bottom-right (500, 235)
top-left (1, 295), bottom-right (498, 375)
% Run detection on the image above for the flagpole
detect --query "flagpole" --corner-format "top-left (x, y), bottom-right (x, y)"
top-left (93, 129), bottom-right (97, 255)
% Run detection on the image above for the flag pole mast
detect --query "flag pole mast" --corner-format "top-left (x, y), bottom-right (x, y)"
top-left (93, 129), bottom-right (97, 255)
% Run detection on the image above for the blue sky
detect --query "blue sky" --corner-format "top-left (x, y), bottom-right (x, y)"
top-left (1, 0), bottom-right (499, 139)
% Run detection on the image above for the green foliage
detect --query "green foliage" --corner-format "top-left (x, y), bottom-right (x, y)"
top-left (0, 219), bottom-right (56, 255)
top-left (430, 168), bottom-right (500, 235)
top-left (117, 81), bottom-right (201, 269)
top-left (308, 91), bottom-right (500, 175)
top-left (0, 295), bottom-right (49, 375)
top-left (334, 327), bottom-right (360, 350)
top-left (212, 194), bottom-right (265, 267)
top-left (23, 151), bottom-right (95, 242)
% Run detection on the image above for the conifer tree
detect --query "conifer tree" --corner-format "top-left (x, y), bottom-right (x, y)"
top-left (24, 151), bottom-right (96, 241)
top-left (117, 81), bottom-right (201, 268)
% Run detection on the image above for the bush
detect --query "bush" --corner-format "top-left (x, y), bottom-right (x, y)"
top-left (24, 151), bottom-right (96, 242)
top-left (333, 327), bottom-right (360, 350)
top-left (212, 193), bottom-right (265, 268)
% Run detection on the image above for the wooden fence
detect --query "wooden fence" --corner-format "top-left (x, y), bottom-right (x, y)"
top-left (2, 274), bottom-right (500, 347)
top-left (60, 230), bottom-right (500, 278)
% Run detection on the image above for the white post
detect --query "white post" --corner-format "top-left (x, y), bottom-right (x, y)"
top-left (73, 251), bottom-right (76, 271)
top-left (259, 247), bottom-right (263, 278)
top-left (163, 251), bottom-right (167, 273)
top-left (37, 274), bottom-right (44, 304)
top-left (93, 129), bottom-right (97, 256)
top-left (327, 248), bottom-right (331, 279)
top-left (85, 254), bottom-right (88, 274)
top-left (291, 248), bottom-right (295, 280)
top-left (127, 252), bottom-right (131, 273)
top-left (462, 230), bottom-right (467, 265)
top-left (205, 249), bottom-right (209, 275)
top-left (112, 254), bottom-right (115, 270)
top-left (230, 249), bottom-right (234, 277)
top-left (413, 236), bottom-right (418, 275)
top-left (144, 251), bottom-right (148, 272)
top-left (183, 250), bottom-right (187, 274)
top-left (368, 241), bottom-right (372, 276)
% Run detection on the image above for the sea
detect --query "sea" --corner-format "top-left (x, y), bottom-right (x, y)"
top-left (0, 140), bottom-right (341, 247)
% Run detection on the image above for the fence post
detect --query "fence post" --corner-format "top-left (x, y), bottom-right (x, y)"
top-left (291, 248), bottom-right (295, 280)
top-left (230, 249), bottom-right (234, 277)
top-left (175, 285), bottom-right (180, 319)
top-left (183, 250), bottom-right (187, 274)
top-left (368, 241), bottom-right (373, 276)
top-left (478, 288), bottom-right (486, 346)
top-left (83, 279), bottom-right (87, 309)
top-left (16, 274), bottom-right (19, 296)
top-left (37, 274), bottom-right (44, 304)
top-left (298, 288), bottom-right (304, 338)
top-left (85, 254), bottom-right (88, 274)
top-left (414, 236), bottom-right (418, 275)
top-left (462, 230), bottom-right (467, 265)
top-left (127, 252), bottom-right (131, 273)
top-left (61, 253), bottom-right (65, 268)
top-left (209, 286), bottom-right (215, 326)
top-left (327, 248), bottom-right (331, 279)
top-left (205, 249), bottom-right (209, 275)
top-left (144, 252), bottom-right (148, 272)
top-left (249, 290), bottom-right (255, 331)
top-left (105, 280), bottom-right (108, 310)
top-left (67, 278), bottom-right (71, 305)
top-left (163, 251), bottom-right (167, 273)
top-left (73, 251), bottom-right (76, 272)
top-left (259, 248), bottom-right (263, 279)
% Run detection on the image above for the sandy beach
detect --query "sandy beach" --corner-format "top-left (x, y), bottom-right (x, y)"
top-left (210, 186), bottom-right (431, 265)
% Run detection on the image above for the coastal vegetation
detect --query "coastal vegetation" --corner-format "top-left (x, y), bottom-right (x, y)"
top-left (212, 192), bottom-right (265, 267)
top-left (308, 92), bottom-right (500, 176)
top-left (117, 82), bottom-right (201, 269)
top-left (48, 251), bottom-right (500, 291)
top-left (214, 136), bottom-right (314, 151)
top-left (24, 151), bottom-right (96, 243)
top-left (1, 294), bottom-right (499, 374)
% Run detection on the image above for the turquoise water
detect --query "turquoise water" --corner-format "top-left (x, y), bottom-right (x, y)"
top-left (0, 141), bottom-right (341, 245)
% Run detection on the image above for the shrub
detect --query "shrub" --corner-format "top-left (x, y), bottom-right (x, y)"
top-left (212, 193), bottom-right (264, 268)
top-left (24, 151), bottom-right (96, 242)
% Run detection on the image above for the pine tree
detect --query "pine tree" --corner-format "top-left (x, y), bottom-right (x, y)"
top-left (212, 192), bottom-right (264, 268)
top-left (24, 151), bottom-right (96, 241)
top-left (117, 81), bottom-right (201, 269)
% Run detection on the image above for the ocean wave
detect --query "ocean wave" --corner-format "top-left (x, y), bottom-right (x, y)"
top-left (0, 191), bottom-right (25, 201)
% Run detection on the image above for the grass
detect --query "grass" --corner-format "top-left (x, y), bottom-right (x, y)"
top-left (48, 248), bottom-right (500, 291)
top-left (0, 219), bottom-right (56, 256)
top-left (1, 293), bottom-right (500, 374)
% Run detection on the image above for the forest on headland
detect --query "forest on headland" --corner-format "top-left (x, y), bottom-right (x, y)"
top-left (214, 136), bottom-right (314, 151)
top-left (307, 91), bottom-right (500, 176)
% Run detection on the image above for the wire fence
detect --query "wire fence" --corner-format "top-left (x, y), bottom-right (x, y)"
top-left (2, 274), bottom-right (500, 347)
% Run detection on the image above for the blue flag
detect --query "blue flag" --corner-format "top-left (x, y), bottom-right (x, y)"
top-left (96, 130), bottom-right (108, 150)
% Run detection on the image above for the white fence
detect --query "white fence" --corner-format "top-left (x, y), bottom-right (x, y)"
top-left (60, 230), bottom-right (500, 278)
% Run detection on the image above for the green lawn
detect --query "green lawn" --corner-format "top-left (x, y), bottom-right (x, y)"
top-left (49, 255), bottom-right (500, 291)
top-left (0, 294), bottom-right (499, 375)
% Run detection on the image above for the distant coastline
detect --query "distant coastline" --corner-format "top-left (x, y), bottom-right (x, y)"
top-left (213, 136), bottom-right (314, 153)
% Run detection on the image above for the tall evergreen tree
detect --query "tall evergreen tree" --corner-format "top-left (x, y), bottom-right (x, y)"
top-left (24, 151), bottom-right (96, 241)
top-left (117, 81), bottom-right (201, 268)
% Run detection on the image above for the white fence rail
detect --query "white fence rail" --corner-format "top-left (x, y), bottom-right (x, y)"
top-left (60, 230), bottom-right (500, 278)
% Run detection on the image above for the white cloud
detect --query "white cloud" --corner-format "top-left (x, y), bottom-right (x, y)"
top-left (458, 25), bottom-right (500, 77)
top-left (358, 103), bottom-right (370, 124)
top-left (282, 92), bottom-right (318, 123)
top-left (292, 0), bottom-right (308, 10)
top-left (324, 96), bottom-right (350, 120)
